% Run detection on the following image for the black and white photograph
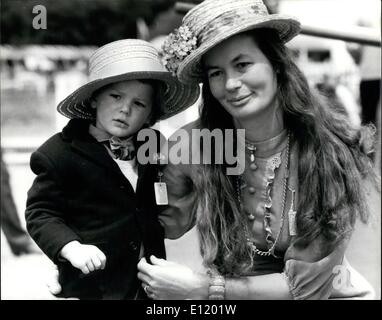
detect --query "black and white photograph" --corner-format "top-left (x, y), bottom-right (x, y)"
top-left (1, 0), bottom-right (380, 305)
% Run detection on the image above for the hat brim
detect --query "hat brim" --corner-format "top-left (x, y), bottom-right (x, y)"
top-left (178, 14), bottom-right (301, 84)
top-left (57, 71), bottom-right (200, 121)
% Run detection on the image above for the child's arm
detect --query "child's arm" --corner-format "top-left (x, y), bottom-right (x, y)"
top-left (26, 150), bottom-right (82, 264)
top-left (59, 241), bottom-right (106, 274)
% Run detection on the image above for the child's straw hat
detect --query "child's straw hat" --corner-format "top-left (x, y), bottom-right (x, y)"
top-left (57, 39), bottom-right (200, 120)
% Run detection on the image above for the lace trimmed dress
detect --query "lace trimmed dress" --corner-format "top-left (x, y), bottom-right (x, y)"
top-left (159, 120), bottom-right (375, 299)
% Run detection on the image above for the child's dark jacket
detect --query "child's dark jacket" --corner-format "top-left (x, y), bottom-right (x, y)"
top-left (25, 119), bottom-right (165, 299)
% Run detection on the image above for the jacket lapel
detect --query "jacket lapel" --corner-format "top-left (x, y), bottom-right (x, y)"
top-left (133, 127), bottom-right (163, 192)
top-left (135, 133), bottom-right (149, 192)
top-left (136, 161), bottom-right (149, 192)
top-left (72, 139), bottom-right (122, 174)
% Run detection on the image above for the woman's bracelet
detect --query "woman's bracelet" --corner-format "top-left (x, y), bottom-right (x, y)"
top-left (207, 269), bottom-right (225, 300)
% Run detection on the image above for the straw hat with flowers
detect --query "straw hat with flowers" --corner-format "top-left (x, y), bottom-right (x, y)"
top-left (57, 39), bottom-right (200, 121)
top-left (162, 0), bottom-right (301, 84)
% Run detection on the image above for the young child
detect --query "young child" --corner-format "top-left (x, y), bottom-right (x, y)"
top-left (25, 39), bottom-right (199, 300)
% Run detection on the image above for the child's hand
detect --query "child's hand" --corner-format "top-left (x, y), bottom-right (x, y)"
top-left (60, 241), bottom-right (107, 274)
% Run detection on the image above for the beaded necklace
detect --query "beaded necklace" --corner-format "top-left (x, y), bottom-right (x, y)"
top-left (236, 132), bottom-right (290, 257)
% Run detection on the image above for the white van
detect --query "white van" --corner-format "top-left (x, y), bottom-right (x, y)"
top-left (288, 35), bottom-right (360, 91)
top-left (287, 35), bottom-right (361, 126)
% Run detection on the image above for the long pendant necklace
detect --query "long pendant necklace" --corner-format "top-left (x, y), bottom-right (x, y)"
top-left (236, 133), bottom-right (291, 257)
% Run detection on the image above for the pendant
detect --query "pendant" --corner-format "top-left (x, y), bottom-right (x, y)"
top-left (250, 163), bottom-right (257, 170)
top-left (247, 213), bottom-right (255, 221)
top-left (248, 186), bottom-right (256, 194)
top-left (288, 188), bottom-right (297, 236)
top-left (246, 144), bottom-right (256, 152)
top-left (244, 208), bottom-right (255, 221)
top-left (246, 143), bottom-right (257, 171)
top-left (288, 209), bottom-right (297, 236)
top-left (154, 182), bottom-right (168, 205)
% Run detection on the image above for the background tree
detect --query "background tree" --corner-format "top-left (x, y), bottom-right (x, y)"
top-left (1, 0), bottom-right (176, 45)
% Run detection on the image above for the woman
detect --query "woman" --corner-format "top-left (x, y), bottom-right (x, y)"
top-left (137, 0), bottom-right (380, 299)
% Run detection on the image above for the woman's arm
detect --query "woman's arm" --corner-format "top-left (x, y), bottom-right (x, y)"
top-left (137, 256), bottom-right (292, 300)
top-left (225, 273), bottom-right (292, 300)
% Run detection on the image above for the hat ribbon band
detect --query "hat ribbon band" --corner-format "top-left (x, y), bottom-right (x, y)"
top-left (89, 58), bottom-right (166, 81)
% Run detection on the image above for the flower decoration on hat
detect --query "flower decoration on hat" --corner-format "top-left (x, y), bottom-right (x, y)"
top-left (161, 25), bottom-right (197, 76)
top-left (251, 4), bottom-right (266, 14)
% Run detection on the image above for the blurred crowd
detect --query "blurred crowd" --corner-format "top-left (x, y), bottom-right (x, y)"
top-left (1, 34), bottom-right (380, 145)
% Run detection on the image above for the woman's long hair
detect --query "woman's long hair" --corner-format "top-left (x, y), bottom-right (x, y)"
top-left (196, 29), bottom-right (380, 275)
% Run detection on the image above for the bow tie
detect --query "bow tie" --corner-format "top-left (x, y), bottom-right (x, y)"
top-left (106, 136), bottom-right (136, 161)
